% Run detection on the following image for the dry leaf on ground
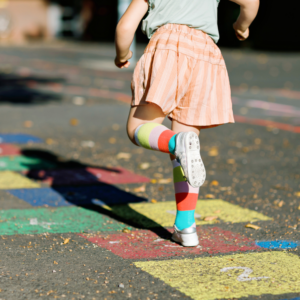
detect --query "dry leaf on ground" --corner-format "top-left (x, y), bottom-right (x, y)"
top-left (203, 216), bottom-right (218, 221)
top-left (122, 228), bottom-right (131, 233)
top-left (23, 121), bottom-right (33, 128)
top-left (205, 194), bottom-right (214, 199)
top-left (245, 223), bottom-right (261, 230)
top-left (278, 200), bottom-right (285, 207)
top-left (294, 191), bottom-right (300, 197)
top-left (109, 137), bottom-right (116, 144)
top-left (157, 178), bottom-right (172, 184)
top-left (227, 159), bottom-right (235, 164)
top-left (116, 152), bottom-right (131, 160)
top-left (208, 147), bottom-right (218, 156)
top-left (151, 199), bottom-right (157, 203)
top-left (139, 162), bottom-right (150, 170)
top-left (70, 118), bottom-right (78, 126)
top-left (133, 185), bottom-right (146, 193)
top-left (210, 180), bottom-right (219, 186)
top-left (62, 238), bottom-right (70, 245)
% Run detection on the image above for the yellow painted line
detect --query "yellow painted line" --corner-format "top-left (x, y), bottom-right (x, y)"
top-left (128, 200), bottom-right (271, 227)
top-left (0, 171), bottom-right (40, 189)
top-left (135, 252), bottom-right (300, 300)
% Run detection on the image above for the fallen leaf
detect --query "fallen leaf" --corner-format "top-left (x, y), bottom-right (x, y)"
top-left (298, 205), bottom-right (300, 210)
top-left (151, 179), bottom-right (157, 184)
top-left (227, 159), bottom-right (235, 164)
top-left (112, 124), bottom-right (120, 131)
top-left (205, 194), bottom-right (214, 199)
top-left (204, 216), bottom-right (218, 221)
top-left (208, 147), bottom-right (218, 156)
top-left (277, 200), bottom-right (284, 207)
top-left (245, 223), bottom-right (261, 230)
top-left (54, 261), bottom-right (58, 265)
top-left (151, 199), bottom-right (157, 203)
top-left (70, 118), bottom-right (78, 126)
top-left (23, 120), bottom-right (33, 128)
top-left (153, 173), bottom-right (163, 178)
top-left (294, 191), bottom-right (300, 197)
top-left (62, 238), bottom-right (70, 245)
top-left (133, 185), bottom-right (146, 193)
top-left (210, 180), bottom-right (219, 186)
top-left (157, 178), bottom-right (172, 184)
top-left (254, 138), bottom-right (261, 145)
top-left (109, 137), bottom-right (116, 144)
top-left (46, 138), bottom-right (55, 145)
top-left (122, 228), bottom-right (131, 233)
top-left (81, 141), bottom-right (95, 148)
top-left (116, 152), bottom-right (131, 160)
top-left (139, 162), bottom-right (150, 170)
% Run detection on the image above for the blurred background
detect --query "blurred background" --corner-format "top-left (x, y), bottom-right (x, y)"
top-left (0, 0), bottom-right (299, 50)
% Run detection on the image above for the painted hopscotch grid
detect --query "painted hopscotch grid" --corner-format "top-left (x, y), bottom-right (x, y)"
top-left (23, 167), bottom-right (150, 186)
top-left (80, 226), bottom-right (259, 260)
top-left (0, 207), bottom-right (131, 235)
top-left (0, 155), bottom-right (57, 171)
top-left (0, 144), bottom-right (21, 156)
top-left (110, 200), bottom-right (272, 228)
top-left (0, 134), bottom-right (43, 144)
top-left (0, 171), bottom-right (40, 189)
top-left (6, 186), bottom-right (146, 207)
top-left (135, 252), bottom-right (300, 300)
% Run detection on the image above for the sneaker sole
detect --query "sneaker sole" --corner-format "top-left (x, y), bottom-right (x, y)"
top-left (171, 231), bottom-right (199, 247)
top-left (184, 132), bottom-right (206, 188)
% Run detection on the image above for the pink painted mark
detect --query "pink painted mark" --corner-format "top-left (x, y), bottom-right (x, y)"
top-left (0, 144), bottom-right (21, 156)
top-left (234, 115), bottom-right (300, 134)
top-left (79, 227), bottom-right (259, 259)
top-left (247, 100), bottom-right (300, 117)
top-left (23, 167), bottom-right (150, 186)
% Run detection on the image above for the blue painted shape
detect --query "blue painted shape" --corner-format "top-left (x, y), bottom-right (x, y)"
top-left (280, 297), bottom-right (300, 300)
top-left (256, 240), bottom-right (299, 249)
top-left (6, 185), bottom-right (146, 207)
top-left (0, 134), bottom-right (43, 144)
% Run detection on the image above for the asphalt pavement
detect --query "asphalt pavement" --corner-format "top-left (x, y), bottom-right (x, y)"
top-left (0, 41), bottom-right (299, 300)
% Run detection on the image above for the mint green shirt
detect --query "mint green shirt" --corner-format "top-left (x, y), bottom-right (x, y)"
top-left (142, 0), bottom-right (220, 43)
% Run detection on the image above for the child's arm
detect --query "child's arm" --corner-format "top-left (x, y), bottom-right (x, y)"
top-left (230, 0), bottom-right (260, 41)
top-left (115, 0), bottom-right (148, 68)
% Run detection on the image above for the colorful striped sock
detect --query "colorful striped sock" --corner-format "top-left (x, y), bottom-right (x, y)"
top-left (172, 159), bottom-right (199, 230)
top-left (134, 123), bottom-right (177, 154)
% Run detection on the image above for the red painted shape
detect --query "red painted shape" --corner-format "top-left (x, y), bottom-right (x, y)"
top-left (234, 115), bottom-right (300, 134)
top-left (0, 144), bottom-right (21, 156)
top-left (176, 193), bottom-right (198, 211)
top-left (23, 167), bottom-right (150, 186)
top-left (79, 227), bottom-right (259, 259)
top-left (157, 130), bottom-right (175, 153)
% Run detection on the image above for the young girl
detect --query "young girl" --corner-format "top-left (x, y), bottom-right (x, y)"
top-left (115, 0), bottom-right (259, 247)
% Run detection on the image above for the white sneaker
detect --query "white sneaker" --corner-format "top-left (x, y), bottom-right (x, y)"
top-left (171, 223), bottom-right (199, 247)
top-left (175, 131), bottom-right (206, 188)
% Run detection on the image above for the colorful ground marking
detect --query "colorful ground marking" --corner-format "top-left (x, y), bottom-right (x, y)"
top-left (0, 171), bottom-right (40, 189)
top-left (24, 167), bottom-right (150, 186)
top-left (0, 207), bottom-right (130, 235)
top-left (0, 155), bottom-right (57, 171)
top-left (256, 240), bottom-right (299, 249)
top-left (0, 134), bottom-right (43, 144)
top-left (135, 252), bottom-right (300, 300)
top-left (111, 200), bottom-right (272, 228)
top-left (80, 227), bottom-right (259, 259)
top-left (0, 144), bottom-right (21, 156)
top-left (6, 185), bottom-right (146, 207)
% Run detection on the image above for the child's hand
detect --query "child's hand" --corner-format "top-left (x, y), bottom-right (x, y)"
top-left (233, 22), bottom-right (249, 41)
top-left (115, 51), bottom-right (133, 69)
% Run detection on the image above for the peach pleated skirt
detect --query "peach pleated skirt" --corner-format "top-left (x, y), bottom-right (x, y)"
top-left (131, 24), bottom-right (234, 128)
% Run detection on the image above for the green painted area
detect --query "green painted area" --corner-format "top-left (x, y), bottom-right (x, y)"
top-left (0, 155), bottom-right (57, 171)
top-left (0, 207), bottom-right (130, 235)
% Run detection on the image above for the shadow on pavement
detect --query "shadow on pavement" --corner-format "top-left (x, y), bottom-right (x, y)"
top-left (18, 149), bottom-right (171, 239)
top-left (0, 73), bottom-right (64, 104)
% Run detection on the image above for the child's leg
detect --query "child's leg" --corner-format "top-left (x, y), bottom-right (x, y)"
top-left (127, 103), bottom-right (177, 154)
top-left (170, 120), bottom-right (201, 246)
